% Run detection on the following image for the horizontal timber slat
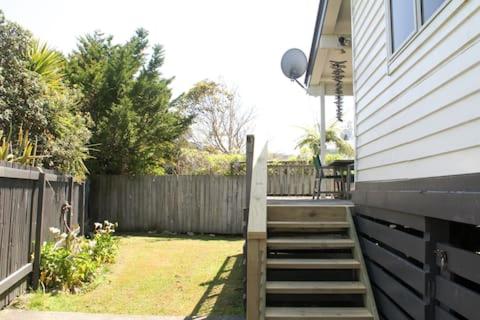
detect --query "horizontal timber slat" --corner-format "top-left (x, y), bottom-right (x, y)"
top-left (355, 215), bottom-right (426, 262)
top-left (435, 275), bottom-right (480, 320)
top-left (0, 263), bottom-right (32, 296)
top-left (436, 243), bottom-right (480, 285)
top-left (355, 205), bottom-right (426, 232)
top-left (366, 260), bottom-right (426, 320)
top-left (435, 307), bottom-right (459, 320)
top-left (360, 236), bottom-right (426, 294)
top-left (354, 190), bottom-right (480, 225)
top-left (372, 286), bottom-right (410, 320)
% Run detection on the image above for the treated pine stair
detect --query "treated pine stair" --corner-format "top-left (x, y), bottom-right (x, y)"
top-left (263, 203), bottom-right (378, 320)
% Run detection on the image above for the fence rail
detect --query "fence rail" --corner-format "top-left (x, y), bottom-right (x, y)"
top-left (0, 162), bottom-right (85, 308)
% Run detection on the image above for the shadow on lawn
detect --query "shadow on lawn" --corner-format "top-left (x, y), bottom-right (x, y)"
top-left (189, 253), bottom-right (244, 318)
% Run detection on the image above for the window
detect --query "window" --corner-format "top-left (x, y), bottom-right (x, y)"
top-left (389, 0), bottom-right (447, 53)
top-left (390, 0), bottom-right (416, 52)
top-left (421, 0), bottom-right (447, 22)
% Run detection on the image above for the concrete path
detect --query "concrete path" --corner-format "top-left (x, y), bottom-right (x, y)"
top-left (0, 310), bottom-right (244, 320)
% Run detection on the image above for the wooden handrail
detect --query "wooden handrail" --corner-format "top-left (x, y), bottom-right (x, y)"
top-left (246, 136), bottom-right (268, 320)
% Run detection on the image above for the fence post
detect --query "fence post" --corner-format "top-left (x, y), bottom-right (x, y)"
top-left (67, 176), bottom-right (74, 229)
top-left (424, 218), bottom-right (450, 319)
top-left (31, 172), bottom-right (46, 290)
top-left (78, 183), bottom-right (86, 235)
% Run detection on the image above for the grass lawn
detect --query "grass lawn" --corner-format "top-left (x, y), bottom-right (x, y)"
top-left (21, 234), bottom-right (244, 316)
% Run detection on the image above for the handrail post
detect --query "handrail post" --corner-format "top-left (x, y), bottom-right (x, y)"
top-left (246, 137), bottom-right (268, 320)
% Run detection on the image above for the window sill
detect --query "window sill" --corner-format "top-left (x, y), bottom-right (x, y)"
top-left (387, 0), bottom-right (466, 75)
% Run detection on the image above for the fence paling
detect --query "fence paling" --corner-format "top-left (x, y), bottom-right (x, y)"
top-left (89, 175), bottom-right (247, 234)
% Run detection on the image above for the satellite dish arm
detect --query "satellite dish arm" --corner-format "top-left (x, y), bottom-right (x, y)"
top-left (293, 78), bottom-right (307, 91)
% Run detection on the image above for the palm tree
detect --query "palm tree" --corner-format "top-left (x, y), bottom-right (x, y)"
top-left (296, 123), bottom-right (354, 157)
top-left (27, 39), bottom-right (65, 90)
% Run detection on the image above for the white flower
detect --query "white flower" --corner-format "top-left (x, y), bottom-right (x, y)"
top-left (94, 222), bottom-right (102, 230)
top-left (49, 227), bottom-right (61, 235)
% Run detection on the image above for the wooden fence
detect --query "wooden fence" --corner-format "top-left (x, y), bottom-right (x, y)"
top-left (89, 175), bottom-right (247, 234)
top-left (0, 162), bottom-right (85, 308)
top-left (267, 164), bottom-right (315, 196)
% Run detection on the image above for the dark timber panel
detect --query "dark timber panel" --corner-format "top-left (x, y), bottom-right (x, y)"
top-left (373, 287), bottom-right (410, 320)
top-left (436, 243), bottom-right (480, 285)
top-left (355, 205), bottom-right (426, 232)
top-left (366, 260), bottom-right (426, 320)
top-left (355, 172), bottom-right (480, 319)
top-left (360, 237), bottom-right (426, 294)
top-left (355, 215), bottom-right (425, 262)
top-left (355, 173), bottom-right (480, 225)
top-left (435, 306), bottom-right (459, 320)
top-left (435, 276), bottom-right (480, 320)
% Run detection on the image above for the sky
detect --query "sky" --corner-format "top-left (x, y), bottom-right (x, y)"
top-left (0, 0), bottom-right (353, 154)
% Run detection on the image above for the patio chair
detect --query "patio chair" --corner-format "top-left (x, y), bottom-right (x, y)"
top-left (312, 155), bottom-right (342, 199)
top-left (312, 155), bottom-right (323, 199)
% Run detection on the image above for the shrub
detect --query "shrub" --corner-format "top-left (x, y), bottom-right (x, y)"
top-left (39, 221), bottom-right (118, 293)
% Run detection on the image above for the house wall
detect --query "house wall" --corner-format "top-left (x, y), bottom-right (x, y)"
top-left (350, 1), bottom-right (480, 319)
top-left (351, 0), bottom-right (480, 182)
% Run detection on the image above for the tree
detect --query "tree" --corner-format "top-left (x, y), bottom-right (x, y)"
top-left (296, 123), bottom-right (354, 158)
top-left (176, 80), bottom-right (254, 154)
top-left (0, 11), bottom-right (92, 179)
top-left (66, 30), bottom-right (192, 175)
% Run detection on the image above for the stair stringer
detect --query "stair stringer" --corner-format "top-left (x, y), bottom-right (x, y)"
top-left (345, 207), bottom-right (380, 320)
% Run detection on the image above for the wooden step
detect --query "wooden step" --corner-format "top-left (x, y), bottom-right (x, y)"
top-left (267, 237), bottom-right (355, 250)
top-left (265, 307), bottom-right (373, 320)
top-left (268, 206), bottom-right (347, 222)
top-left (268, 221), bottom-right (349, 229)
top-left (266, 281), bottom-right (366, 294)
top-left (267, 258), bottom-right (360, 269)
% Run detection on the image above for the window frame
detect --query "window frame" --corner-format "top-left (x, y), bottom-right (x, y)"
top-left (385, 0), bottom-right (455, 72)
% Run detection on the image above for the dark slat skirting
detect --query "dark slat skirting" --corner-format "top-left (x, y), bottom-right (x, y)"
top-left (355, 215), bottom-right (426, 262)
top-left (360, 237), bottom-right (426, 294)
top-left (436, 243), bottom-right (480, 285)
top-left (435, 275), bottom-right (480, 320)
top-left (354, 173), bottom-right (480, 225)
top-left (366, 260), bottom-right (426, 320)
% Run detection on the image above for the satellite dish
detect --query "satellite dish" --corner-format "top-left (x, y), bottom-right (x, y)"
top-left (281, 48), bottom-right (307, 80)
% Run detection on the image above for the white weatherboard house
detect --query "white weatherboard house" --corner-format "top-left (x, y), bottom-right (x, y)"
top-left (245, 1), bottom-right (480, 319)
top-left (306, 0), bottom-right (480, 319)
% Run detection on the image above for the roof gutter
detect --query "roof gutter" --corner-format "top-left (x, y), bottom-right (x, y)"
top-left (305, 0), bottom-right (328, 87)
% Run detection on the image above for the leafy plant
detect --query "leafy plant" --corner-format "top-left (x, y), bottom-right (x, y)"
top-left (28, 39), bottom-right (65, 91)
top-left (296, 124), bottom-right (354, 158)
top-left (39, 221), bottom-right (118, 293)
top-left (0, 128), bottom-right (40, 165)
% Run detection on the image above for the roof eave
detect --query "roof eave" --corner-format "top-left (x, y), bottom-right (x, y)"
top-left (305, 0), bottom-right (328, 87)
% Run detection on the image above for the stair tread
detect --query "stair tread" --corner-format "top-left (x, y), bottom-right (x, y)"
top-left (267, 258), bottom-right (360, 269)
top-left (267, 237), bottom-right (354, 249)
top-left (265, 307), bottom-right (373, 319)
top-left (266, 281), bottom-right (366, 294)
top-left (268, 221), bottom-right (349, 228)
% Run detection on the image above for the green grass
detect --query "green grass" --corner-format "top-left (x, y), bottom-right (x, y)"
top-left (23, 234), bottom-right (244, 316)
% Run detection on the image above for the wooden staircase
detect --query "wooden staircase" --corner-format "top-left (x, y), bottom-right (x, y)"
top-left (263, 203), bottom-right (378, 320)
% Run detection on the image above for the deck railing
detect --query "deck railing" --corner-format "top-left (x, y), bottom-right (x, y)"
top-left (245, 135), bottom-right (268, 320)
